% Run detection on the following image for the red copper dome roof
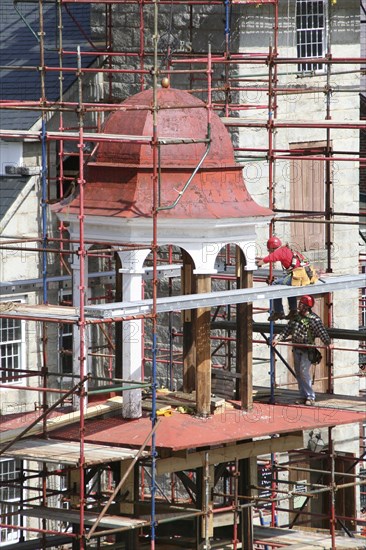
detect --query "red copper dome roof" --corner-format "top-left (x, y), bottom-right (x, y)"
top-left (54, 87), bottom-right (272, 220)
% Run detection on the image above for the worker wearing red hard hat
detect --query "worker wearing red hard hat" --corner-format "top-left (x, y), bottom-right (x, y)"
top-left (256, 237), bottom-right (306, 321)
top-left (299, 295), bottom-right (315, 308)
top-left (272, 295), bottom-right (332, 406)
top-left (266, 236), bottom-right (282, 249)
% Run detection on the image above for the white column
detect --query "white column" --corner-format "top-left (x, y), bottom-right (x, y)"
top-left (118, 249), bottom-right (150, 419)
top-left (71, 244), bottom-right (90, 411)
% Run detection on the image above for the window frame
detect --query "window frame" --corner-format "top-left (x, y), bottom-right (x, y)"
top-left (58, 290), bottom-right (73, 375)
top-left (361, 264), bottom-right (366, 328)
top-left (296, 0), bottom-right (327, 74)
top-left (0, 300), bottom-right (26, 386)
top-left (0, 458), bottom-right (21, 545)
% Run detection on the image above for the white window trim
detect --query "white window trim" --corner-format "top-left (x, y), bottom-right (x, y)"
top-left (296, 0), bottom-right (328, 75)
top-left (58, 290), bottom-right (73, 375)
top-left (0, 458), bottom-right (21, 545)
top-left (0, 298), bottom-right (26, 387)
top-left (361, 265), bottom-right (366, 328)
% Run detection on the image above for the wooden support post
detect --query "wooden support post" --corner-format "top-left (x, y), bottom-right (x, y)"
top-left (201, 453), bottom-right (214, 540)
top-left (196, 274), bottom-right (212, 417)
top-left (67, 468), bottom-right (81, 550)
top-left (196, 467), bottom-right (203, 550)
top-left (239, 456), bottom-right (257, 550)
top-left (68, 468), bottom-right (81, 508)
top-left (236, 249), bottom-right (253, 410)
top-left (119, 459), bottom-right (135, 515)
top-left (182, 251), bottom-right (196, 393)
top-left (117, 460), bottom-right (139, 548)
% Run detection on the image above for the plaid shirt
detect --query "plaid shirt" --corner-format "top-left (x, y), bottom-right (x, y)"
top-left (277, 312), bottom-right (331, 346)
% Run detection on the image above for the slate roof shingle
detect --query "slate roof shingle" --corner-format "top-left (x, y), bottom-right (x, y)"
top-left (0, 175), bottom-right (31, 221)
top-left (0, 0), bottom-right (93, 130)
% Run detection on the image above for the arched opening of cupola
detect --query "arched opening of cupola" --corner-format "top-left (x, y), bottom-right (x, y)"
top-left (52, 85), bottom-right (272, 418)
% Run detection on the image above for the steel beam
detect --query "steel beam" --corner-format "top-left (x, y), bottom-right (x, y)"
top-left (85, 274), bottom-right (366, 319)
top-left (1, 274), bottom-right (364, 323)
top-left (210, 322), bottom-right (366, 341)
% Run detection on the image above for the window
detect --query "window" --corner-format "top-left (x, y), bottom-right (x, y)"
top-left (361, 265), bottom-right (366, 328)
top-left (0, 315), bottom-right (24, 384)
top-left (361, 265), bottom-right (366, 372)
top-left (59, 322), bottom-right (73, 374)
top-left (361, 467), bottom-right (366, 509)
top-left (58, 292), bottom-right (73, 374)
top-left (296, 0), bottom-right (326, 72)
top-left (362, 425), bottom-right (366, 509)
top-left (0, 459), bottom-right (21, 545)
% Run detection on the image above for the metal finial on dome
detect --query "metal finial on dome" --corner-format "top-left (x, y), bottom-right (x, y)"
top-left (161, 77), bottom-right (170, 88)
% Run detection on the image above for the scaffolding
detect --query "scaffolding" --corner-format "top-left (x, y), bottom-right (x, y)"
top-left (0, 0), bottom-right (366, 549)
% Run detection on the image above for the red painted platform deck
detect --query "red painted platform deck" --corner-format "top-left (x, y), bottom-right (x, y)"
top-left (51, 402), bottom-right (366, 451)
top-left (0, 409), bottom-right (66, 435)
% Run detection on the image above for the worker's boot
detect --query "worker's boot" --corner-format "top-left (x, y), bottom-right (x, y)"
top-left (305, 399), bottom-right (315, 406)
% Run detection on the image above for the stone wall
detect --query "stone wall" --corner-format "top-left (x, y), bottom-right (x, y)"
top-left (88, 0), bottom-right (363, 462)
